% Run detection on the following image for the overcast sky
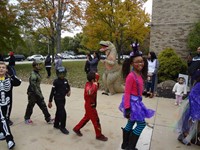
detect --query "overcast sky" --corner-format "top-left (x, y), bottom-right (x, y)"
top-left (143, 0), bottom-right (152, 15)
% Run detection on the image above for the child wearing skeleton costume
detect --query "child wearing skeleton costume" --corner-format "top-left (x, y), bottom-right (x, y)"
top-left (0, 61), bottom-right (21, 149)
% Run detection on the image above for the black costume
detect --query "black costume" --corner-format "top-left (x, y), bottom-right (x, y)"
top-left (8, 55), bottom-right (16, 76)
top-left (44, 55), bottom-right (52, 78)
top-left (49, 76), bottom-right (70, 131)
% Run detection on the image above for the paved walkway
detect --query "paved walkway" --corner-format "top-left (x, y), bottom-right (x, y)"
top-left (0, 82), bottom-right (199, 150)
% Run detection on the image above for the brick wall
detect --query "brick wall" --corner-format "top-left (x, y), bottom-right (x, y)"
top-left (150, 0), bottom-right (200, 58)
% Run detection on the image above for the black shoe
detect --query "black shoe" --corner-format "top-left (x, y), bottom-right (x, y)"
top-left (8, 120), bottom-right (13, 126)
top-left (142, 91), bottom-right (147, 96)
top-left (60, 128), bottom-right (69, 134)
top-left (121, 127), bottom-right (131, 149)
top-left (102, 92), bottom-right (109, 96)
top-left (54, 125), bottom-right (60, 129)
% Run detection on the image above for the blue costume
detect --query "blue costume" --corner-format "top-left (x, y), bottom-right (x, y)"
top-left (176, 81), bottom-right (200, 145)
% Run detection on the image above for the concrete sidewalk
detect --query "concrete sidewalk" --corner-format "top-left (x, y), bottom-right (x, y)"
top-left (0, 82), bottom-right (199, 150)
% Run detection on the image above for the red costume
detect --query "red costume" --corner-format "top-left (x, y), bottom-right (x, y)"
top-left (73, 81), bottom-right (102, 137)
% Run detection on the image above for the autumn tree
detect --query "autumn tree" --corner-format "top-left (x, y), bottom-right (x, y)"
top-left (82, 0), bottom-right (150, 62)
top-left (18, 0), bottom-right (84, 60)
top-left (0, 1), bottom-right (22, 54)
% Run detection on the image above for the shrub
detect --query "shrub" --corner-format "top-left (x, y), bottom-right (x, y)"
top-left (187, 21), bottom-right (200, 53)
top-left (157, 48), bottom-right (187, 82)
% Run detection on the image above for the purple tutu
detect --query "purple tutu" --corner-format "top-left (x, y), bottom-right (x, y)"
top-left (119, 94), bottom-right (155, 121)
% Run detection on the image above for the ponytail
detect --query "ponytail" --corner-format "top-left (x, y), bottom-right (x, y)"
top-left (141, 57), bottom-right (148, 80)
top-left (122, 57), bottom-right (131, 79)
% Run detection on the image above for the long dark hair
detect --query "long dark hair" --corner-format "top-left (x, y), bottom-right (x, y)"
top-left (149, 51), bottom-right (157, 62)
top-left (94, 51), bottom-right (100, 60)
top-left (122, 55), bottom-right (148, 80)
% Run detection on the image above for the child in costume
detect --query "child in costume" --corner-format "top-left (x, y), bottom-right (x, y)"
top-left (0, 61), bottom-right (21, 149)
top-left (176, 75), bottom-right (200, 146)
top-left (73, 71), bottom-right (108, 141)
top-left (24, 60), bottom-right (54, 124)
top-left (119, 50), bottom-right (155, 150)
top-left (48, 66), bottom-right (71, 134)
top-left (172, 77), bottom-right (187, 106)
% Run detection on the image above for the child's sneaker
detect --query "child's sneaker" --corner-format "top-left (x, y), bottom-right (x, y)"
top-left (174, 102), bottom-right (178, 106)
top-left (0, 132), bottom-right (5, 140)
top-left (73, 128), bottom-right (83, 136)
top-left (53, 125), bottom-right (60, 129)
top-left (7, 140), bottom-right (15, 149)
top-left (47, 118), bottom-right (54, 124)
top-left (96, 134), bottom-right (108, 141)
top-left (60, 128), bottom-right (69, 135)
top-left (25, 119), bottom-right (33, 125)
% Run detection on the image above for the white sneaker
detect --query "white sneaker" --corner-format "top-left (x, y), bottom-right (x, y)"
top-left (0, 132), bottom-right (5, 140)
top-left (47, 118), bottom-right (54, 124)
top-left (174, 102), bottom-right (178, 106)
top-left (7, 140), bottom-right (15, 149)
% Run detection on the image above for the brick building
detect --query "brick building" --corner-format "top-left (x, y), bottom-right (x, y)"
top-left (150, 0), bottom-right (200, 57)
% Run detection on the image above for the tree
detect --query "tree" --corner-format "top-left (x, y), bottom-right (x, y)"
top-left (61, 36), bottom-right (74, 52)
top-left (0, 1), bottom-right (23, 53)
top-left (82, 0), bottom-right (150, 63)
top-left (188, 21), bottom-right (200, 54)
top-left (18, 0), bottom-right (84, 61)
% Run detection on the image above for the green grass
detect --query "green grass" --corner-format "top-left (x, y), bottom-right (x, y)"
top-left (15, 61), bottom-right (105, 89)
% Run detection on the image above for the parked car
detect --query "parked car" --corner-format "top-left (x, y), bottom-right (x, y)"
top-left (61, 53), bottom-right (76, 59)
top-left (4, 54), bottom-right (26, 62)
top-left (27, 54), bottom-right (44, 61)
top-left (75, 55), bottom-right (87, 59)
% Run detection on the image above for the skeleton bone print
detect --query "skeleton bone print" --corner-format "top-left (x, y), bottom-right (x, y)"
top-left (0, 78), bottom-right (11, 106)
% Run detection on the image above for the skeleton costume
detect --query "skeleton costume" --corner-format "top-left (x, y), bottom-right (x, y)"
top-left (0, 75), bottom-right (21, 147)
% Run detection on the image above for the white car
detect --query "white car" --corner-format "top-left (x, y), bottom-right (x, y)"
top-left (27, 54), bottom-right (44, 61)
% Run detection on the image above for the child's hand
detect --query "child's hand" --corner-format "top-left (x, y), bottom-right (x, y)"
top-left (48, 102), bottom-right (52, 108)
top-left (66, 91), bottom-right (71, 97)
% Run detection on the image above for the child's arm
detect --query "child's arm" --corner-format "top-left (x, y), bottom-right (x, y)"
top-left (48, 81), bottom-right (56, 108)
top-left (66, 90), bottom-right (71, 97)
top-left (11, 75), bottom-right (21, 87)
top-left (172, 83), bottom-right (177, 93)
top-left (48, 102), bottom-right (52, 108)
top-left (66, 79), bottom-right (71, 97)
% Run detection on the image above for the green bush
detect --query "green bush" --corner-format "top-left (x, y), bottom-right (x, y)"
top-left (157, 48), bottom-right (187, 82)
top-left (187, 21), bottom-right (200, 53)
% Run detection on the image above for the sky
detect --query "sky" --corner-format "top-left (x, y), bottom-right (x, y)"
top-left (143, 0), bottom-right (152, 16)
top-left (63, 0), bottom-right (153, 37)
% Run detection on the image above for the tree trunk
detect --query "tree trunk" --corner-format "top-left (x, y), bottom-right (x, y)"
top-left (56, 0), bottom-right (63, 54)
top-left (51, 36), bottom-right (55, 63)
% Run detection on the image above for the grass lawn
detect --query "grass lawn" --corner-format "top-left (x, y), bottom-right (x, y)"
top-left (15, 61), bottom-right (106, 90)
